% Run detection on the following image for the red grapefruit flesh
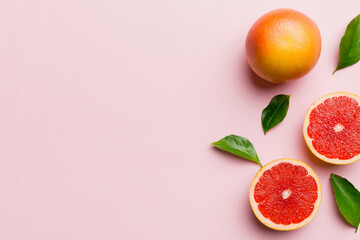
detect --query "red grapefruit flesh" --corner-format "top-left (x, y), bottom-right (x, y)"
top-left (249, 159), bottom-right (321, 231)
top-left (304, 92), bottom-right (360, 164)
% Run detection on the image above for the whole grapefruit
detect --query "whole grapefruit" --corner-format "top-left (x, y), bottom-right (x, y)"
top-left (246, 9), bottom-right (321, 84)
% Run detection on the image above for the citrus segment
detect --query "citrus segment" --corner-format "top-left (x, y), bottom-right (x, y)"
top-left (249, 159), bottom-right (321, 231)
top-left (304, 92), bottom-right (360, 164)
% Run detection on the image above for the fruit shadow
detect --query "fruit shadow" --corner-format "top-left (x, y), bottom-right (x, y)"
top-left (300, 132), bottom-right (354, 172)
top-left (247, 64), bottom-right (278, 89)
top-left (243, 193), bottom-right (297, 237)
top-left (303, 141), bottom-right (333, 169)
top-left (241, 55), bottom-right (306, 92)
top-left (242, 56), bottom-right (279, 89)
top-left (241, 56), bottom-right (282, 89)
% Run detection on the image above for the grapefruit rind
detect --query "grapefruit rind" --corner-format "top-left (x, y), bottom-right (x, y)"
top-left (245, 8), bottom-right (321, 84)
top-left (303, 92), bottom-right (360, 165)
top-left (249, 158), bottom-right (322, 231)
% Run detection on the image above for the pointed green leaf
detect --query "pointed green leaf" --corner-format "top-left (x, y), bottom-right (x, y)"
top-left (334, 14), bottom-right (360, 73)
top-left (330, 173), bottom-right (360, 233)
top-left (261, 94), bottom-right (290, 135)
top-left (211, 135), bottom-right (262, 167)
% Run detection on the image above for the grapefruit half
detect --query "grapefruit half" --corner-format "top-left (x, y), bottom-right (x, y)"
top-left (303, 92), bottom-right (360, 164)
top-left (249, 158), bottom-right (321, 231)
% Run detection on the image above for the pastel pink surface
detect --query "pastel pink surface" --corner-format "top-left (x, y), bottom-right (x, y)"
top-left (0, 0), bottom-right (359, 239)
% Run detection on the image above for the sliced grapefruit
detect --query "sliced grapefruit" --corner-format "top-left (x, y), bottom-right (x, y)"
top-left (303, 92), bottom-right (360, 164)
top-left (249, 158), bottom-right (321, 231)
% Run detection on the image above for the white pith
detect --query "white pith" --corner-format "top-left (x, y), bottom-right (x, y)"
top-left (249, 158), bottom-right (322, 231)
top-left (282, 189), bottom-right (291, 199)
top-left (333, 124), bottom-right (344, 132)
top-left (303, 92), bottom-right (360, 165)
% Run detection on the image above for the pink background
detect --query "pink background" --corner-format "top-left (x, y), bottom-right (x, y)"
top-left (0, 0), bottom-right (359, 239)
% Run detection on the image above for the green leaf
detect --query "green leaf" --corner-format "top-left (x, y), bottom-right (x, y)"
top-left (261, 94), bottom-right (290, 135)
top-left (211, 135), bottom-right (262, 166)
top-left (334, 14), bottom-right (360, 73)
top-left (330, 173), bottom-right (360, 233)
